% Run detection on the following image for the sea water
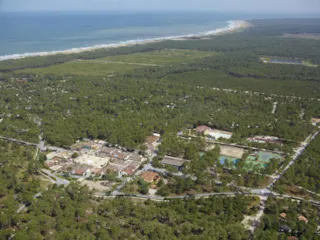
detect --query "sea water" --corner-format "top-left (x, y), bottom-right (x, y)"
top-left (0, 11), bottom-right (242, 59)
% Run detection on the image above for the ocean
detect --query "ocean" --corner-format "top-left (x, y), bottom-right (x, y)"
top-left (0, 12), bottom-right (247, 59)
top-left (0, 11), bottom-right (312, 60)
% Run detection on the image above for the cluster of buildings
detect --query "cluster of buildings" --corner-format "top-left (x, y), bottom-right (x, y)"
top-left (45, 139), bottom-right (147, 178)
top-left (195, 125), bottom-right (233, 140)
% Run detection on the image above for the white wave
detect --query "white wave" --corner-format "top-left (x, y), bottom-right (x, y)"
top-left (0, 20), bottom-right (249, 62)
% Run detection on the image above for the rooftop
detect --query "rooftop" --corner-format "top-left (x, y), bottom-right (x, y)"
top-left (311, 117), bottom-right (320, 124)
top-left (106, 164), bottom-right (123, 173)
top-left (63, 164), bottom-right (92, 176)
top-left (122, 161), bottom-right (140, 175)
top-left (140, 171), bottom-right (160, 183)
top-left (146, 135), bottom-right (160, 145)
top-left (195, 125), bottom-right (211, 133)
top-left (298, 215), bottom-right (308, 223)
top-left (100, 147), bottom-right (117, 154)
top-left (280, 212), bottom-right (287, 219)
top-left (129, 153), bottom-right (145, 162)
top-left (207, 129), bottom-right (233, 136)
top-left (161, 156), bottom-right (188, 167)
top-left (74, 154), bottom-right (110, 168)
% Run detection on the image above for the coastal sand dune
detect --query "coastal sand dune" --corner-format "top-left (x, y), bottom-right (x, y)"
top-left (0, 20), bottom-right (250, 61)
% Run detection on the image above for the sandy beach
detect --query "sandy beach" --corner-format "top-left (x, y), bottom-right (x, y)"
top-left (0, 20), bottom-right (251, 61)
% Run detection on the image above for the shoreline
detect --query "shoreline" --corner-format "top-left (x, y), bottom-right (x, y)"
top-left (0, 20), bottom-right (251, 62)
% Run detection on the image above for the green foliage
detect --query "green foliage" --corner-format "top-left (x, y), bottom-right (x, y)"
top-left (0, 141), bottom-right (257, 239)
top-left (254, 198), bottom-right (319, 240)
top-left (1, 18), bottom-right (320, 239)
top-left (275, 134), bottom-right (320, 194)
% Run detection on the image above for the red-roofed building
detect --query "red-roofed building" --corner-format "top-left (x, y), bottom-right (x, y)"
top-left (91, 168), bottom-right (106, 177)
top-left (287, 236), bottom-right (298, 240)
top-left (280, 212), bottom-right (287, 219)
top-left (298, 215), bottom-right (308, 223)
top-left (146, 135), bottom-right (160, 145)
top-left (122, 161), bottom-right (140, 176)
top-left (140, 171), bottom-right (160, 184)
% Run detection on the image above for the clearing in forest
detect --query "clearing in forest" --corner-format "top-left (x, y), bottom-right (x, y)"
top-left (15, 49), bottom-right (217, 76)
top-left (15, 61), bottom-right (139, 76)
top-left (97, 49), bottom-right (217, 65)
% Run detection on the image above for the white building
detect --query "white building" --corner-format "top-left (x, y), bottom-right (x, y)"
top-left (205, 129), bottom-right (232, 140)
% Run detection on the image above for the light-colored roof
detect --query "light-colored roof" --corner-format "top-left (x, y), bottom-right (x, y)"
top-left (100, 147), bottom-right (117, 154)
top-left (50, 165), bottom-right (62, 171)
top-left (46, 152), bottom-right (59, 160)
top-left (311, 117), bottom-right (320, 124)
top-left (122, 161), bottom-right (140, 175)
top-left (161, 156), bottom-right (188, 167)
top-left (70, 165), bottom-right (92, 175)
top-left (91, 168), bottom-right (106, 175)
top-left (52, 156), bottom-right (63, 162)
top-left (74, 154), bottom-right (110, 168)
top-left (207, 129), bottom-right (233, 136)
top-left (129, 153), bottom-right (145, 162)
top-left (106, 164), bottom-right (123, 173)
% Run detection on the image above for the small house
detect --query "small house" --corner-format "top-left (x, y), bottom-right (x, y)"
top-left (140, 171), bottom-right (161, 184)
top-left (205, 129), bottom-right (233, 140)
top-left (298, 215), bottom-right (308, 223)
top-left (280, 212), bottom-right (287, 219)
top-left (161, 156), bottom-right (189, 170)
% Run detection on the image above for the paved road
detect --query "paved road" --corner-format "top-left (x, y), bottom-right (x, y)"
top-left (0, 135), bottom-right (67, 153)
top-left (0, 135), bottom-right (38, 147)
top-left (94, 190), bottom-right (320, 205)
top-left (267, 131), bottom-right (319, 188)
top-left (41, 169), bottom-right (70, 186)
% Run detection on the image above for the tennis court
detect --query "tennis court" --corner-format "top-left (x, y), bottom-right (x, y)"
top-left (243, 151), bottom-right (283, 171)
top-left (219, 150), bottom-right (283, 172)
top-left (257, 151), bottom-right (283, 162)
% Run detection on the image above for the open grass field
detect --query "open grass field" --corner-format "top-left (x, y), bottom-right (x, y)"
top-left (16, 61), bottom-right (140, 76)
top-left (97, 49), bottom-right (217, 65)
top-left (16, 49), bottom-right (217, 76)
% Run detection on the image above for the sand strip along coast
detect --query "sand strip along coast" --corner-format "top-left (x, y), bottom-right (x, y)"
top-left (0, 20), bottom-right (251, 61)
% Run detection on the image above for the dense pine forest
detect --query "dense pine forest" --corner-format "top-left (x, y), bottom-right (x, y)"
top-left (1, 18), bottom-right (320, 239)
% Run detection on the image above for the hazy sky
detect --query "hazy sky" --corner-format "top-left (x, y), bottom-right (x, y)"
top-left (1, 0), bottom-right (320, 13)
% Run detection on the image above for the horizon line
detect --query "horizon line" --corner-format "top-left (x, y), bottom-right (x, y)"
top-left (1, 9), bottom-right (320, 14)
